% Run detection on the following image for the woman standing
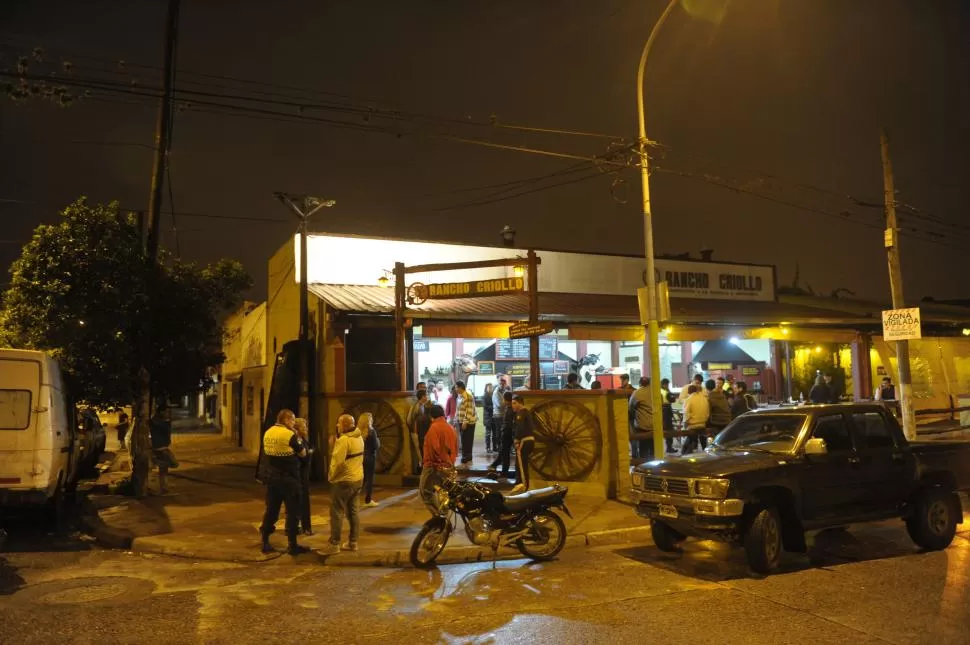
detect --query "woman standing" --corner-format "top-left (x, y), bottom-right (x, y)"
top-left (482, 383), bottom-right (495, 456)
top-left (358, 413), bottom-right (381, 508)
top-left (293, 418), bottom-right (314, 535)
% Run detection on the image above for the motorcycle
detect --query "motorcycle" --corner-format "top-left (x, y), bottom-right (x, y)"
top-left (410, 473), bottom-right (571, 569)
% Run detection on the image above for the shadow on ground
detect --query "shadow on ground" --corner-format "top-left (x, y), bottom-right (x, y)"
top-left (614, 522), bottom-right (923, 581)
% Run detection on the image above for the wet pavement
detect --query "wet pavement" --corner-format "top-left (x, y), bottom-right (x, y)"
top-left (2, 511), bottom-right (969, 644)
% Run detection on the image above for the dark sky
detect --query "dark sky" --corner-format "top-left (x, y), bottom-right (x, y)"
top-left (2, 0), bottom-right (969, 303)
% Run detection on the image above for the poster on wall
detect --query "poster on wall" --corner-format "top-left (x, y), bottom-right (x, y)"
top-left (477, 361), bottom-right (495, 376)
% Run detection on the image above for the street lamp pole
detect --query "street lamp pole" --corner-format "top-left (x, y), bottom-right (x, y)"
top-left (637, 0), bottom-right (680, 460)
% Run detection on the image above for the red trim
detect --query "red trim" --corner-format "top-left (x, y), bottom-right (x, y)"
top-left (0, 477), bottom-right (22, 484)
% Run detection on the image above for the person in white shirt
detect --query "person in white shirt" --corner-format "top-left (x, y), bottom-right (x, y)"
top-left (682, 385), bottom-right (711, 455)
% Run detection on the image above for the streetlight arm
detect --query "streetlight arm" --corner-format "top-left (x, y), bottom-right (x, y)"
top-left (637, 0), bottom-right (680, 141)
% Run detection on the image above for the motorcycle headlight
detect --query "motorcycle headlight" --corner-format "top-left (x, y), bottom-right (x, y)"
top-left (693, 478), bottom-right (730, 499)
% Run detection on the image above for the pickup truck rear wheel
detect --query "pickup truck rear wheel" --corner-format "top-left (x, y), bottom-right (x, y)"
top-left (906, 488), bottom-right (959, 551)
top-left (651, 520), bottom-right (685, 552)
top-left (744, 507), bottom-right (783, 574)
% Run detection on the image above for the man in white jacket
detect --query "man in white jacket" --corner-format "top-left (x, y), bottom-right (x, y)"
top-left (683, 385), bottom-right (711, 455)
top-left (327, 414), bottom-right (365, 553)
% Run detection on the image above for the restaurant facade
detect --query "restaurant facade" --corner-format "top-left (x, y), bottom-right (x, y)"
top-left (220, 232), bottom-right (970, 499)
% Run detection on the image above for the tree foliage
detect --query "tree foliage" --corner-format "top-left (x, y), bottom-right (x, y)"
top-left (0, 198), bottom-right (252, 406)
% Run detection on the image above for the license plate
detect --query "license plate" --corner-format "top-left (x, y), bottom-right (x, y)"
top-left (658, 504), bottom-right (679, 519)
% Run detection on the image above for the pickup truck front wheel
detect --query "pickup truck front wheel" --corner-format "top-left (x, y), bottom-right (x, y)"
top-left (744, 507), bottom-right (783, 573)
top-left (906, 488), bottom-right (959, 551)
top-left (651, 520), bottom-right (685, 552)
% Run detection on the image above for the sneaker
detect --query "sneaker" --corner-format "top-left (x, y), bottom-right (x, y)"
top-left (341, 542), bottom-right (359, 552)
top-left (363, 500), bottom-right (379, 508)
top-left (323, 542), bottom-right (341, 555)
top-left (287, 544), bottom-right (311, 556)
top-left (485, 468), bottom-right (498, 479)
top-left (456, 462), bottom-right (470, 470)
top-left (510, 484), bottom-right (526, 494)
top-left (260, 541), bottom-right (275, 554)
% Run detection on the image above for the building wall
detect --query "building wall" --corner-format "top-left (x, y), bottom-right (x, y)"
top-left (241, 366), bottom-right (266, 455)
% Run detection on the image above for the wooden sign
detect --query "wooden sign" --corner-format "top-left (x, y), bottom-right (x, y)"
top-left (412, 277), bottom-right (524, 302)
top-left (508, 321), bottom-right (554, 339)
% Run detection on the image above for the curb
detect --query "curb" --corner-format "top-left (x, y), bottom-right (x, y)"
top-left (317, 525), bottom-right (653, 567)
top-left (77, 497), bottom-right (134, 550)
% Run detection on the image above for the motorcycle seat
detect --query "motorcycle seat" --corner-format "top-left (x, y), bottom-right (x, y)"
top-left (502, 486), bottom-right (564, 512)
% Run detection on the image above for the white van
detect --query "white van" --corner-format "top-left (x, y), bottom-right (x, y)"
top-left (0, 349), bottom-right (79, 512)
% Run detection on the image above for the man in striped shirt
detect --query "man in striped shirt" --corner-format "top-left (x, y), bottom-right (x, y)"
top-left (454, 380), bottom-right (478, 469)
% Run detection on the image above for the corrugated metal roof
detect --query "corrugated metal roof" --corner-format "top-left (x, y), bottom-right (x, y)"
top-left (307, 284), bottom-right (895, 325)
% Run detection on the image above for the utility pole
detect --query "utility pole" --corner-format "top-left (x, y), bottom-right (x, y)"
top-left (132, 0), bottom-right (180, 498)
top-left (527, 249), bottom-right (540, 390)
top-left (145, 0), bottom-right (181, 257)
top-left (274, 193), bottom-right (335, 444)
top-left (881, 129), bottom-right (916, 440)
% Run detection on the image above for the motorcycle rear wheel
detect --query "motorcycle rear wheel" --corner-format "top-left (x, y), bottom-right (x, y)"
top-left (516, 511), bottom-right (567, 561)
top-left (410, 519), bottom-right (451, 569)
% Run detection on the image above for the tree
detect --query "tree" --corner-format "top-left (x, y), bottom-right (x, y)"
top-left (1, 197), bottom-right (252, 423)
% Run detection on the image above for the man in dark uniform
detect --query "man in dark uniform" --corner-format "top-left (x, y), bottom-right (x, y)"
top-left (510, 394), bottom-right (536, 494)
top-left (259, 409), bottom-right (309, 555)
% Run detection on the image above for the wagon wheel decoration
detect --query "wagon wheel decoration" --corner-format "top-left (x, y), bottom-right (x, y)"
top-left (529, 399), bottom-right (602, 481)
top-left (407, 283), bottom-right (428, 306)
top-left (342, 399), bottom-right (403, 473)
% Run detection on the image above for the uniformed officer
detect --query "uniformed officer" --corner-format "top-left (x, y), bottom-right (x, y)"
top-left (259, 409), bottom-right (309, 555)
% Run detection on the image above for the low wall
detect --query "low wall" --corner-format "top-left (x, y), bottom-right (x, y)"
top-left (317, 389), bottom-right (633, 500)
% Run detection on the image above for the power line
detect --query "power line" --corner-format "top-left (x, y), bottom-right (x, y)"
top-left (652, 164), bottom-right (969, 251)
top-left (434, 168), bottom-right (614, 212)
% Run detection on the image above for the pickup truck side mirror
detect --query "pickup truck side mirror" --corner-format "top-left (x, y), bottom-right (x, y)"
top-left (805, 437), bottom-right (828, 456)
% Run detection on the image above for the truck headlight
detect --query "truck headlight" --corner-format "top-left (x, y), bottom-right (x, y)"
top-left (693, 478), bottom-right (730, 499)
top-left (632, 473), bottom-right (644, 489)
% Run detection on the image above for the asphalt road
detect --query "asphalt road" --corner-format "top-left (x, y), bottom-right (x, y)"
top-left (2, 515), bottom-right (969, 645)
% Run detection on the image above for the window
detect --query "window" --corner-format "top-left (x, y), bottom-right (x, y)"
top-left (0, 390), bottom-right (32, 430)
top-left (246, 385), bottom-right (254, 416)
top-left (852, 412), bottom-right (893, 450)
top-left (812, 414), bottom-right (852, 453)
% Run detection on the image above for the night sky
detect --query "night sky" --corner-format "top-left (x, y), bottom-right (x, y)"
top-left (2, 0), bottom-right (968, 303)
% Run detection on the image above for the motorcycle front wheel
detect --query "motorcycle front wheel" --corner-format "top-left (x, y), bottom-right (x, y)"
top-left (516, 510), bottom-right (567, 561)
top-left (410, 518), bottom-right (452, 569)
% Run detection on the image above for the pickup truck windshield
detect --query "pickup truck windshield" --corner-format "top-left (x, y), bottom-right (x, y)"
top-left (714, 414), bottom-right (807, 454)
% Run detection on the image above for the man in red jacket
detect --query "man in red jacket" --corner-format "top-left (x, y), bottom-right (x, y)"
top-left (420, 405), bottom-right (457, 512)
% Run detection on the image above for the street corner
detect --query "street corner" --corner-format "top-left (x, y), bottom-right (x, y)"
top-left (77, 495), bottom-right (135, 550)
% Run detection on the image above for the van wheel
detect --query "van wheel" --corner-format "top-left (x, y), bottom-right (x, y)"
top-left (651, 521), bottom-right (685, 552)
top-left (744, 506), bottom-right (783, 574)
top-left (906, 488), bottom-right (958, 551)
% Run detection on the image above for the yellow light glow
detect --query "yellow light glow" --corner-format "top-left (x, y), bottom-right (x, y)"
top-left (662, 326), bottom-right (673, 336)
top-left (963, 328), bottom-right (970, 337)
top-left (377, 275), bottom-right (390, 287)
top-left (513, 265), bottom-right (525, 278)
top-left (781, 327), bottom-right (790, 335)
top-left (814, 346), bottom-right (822, 353)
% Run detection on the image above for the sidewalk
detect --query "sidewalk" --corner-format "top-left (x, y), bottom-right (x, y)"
top-left (79, 430), bottom-right (651, 566)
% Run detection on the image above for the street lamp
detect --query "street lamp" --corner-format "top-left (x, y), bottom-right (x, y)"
top-left (637, 0), bottom-right (681, 460)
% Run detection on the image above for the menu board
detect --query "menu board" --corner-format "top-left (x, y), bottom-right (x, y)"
top-left (495, 336), bottom-right (558, 361)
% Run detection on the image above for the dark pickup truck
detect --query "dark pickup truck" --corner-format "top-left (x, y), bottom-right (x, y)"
top-left (631, 403), bottom-right (970, 573)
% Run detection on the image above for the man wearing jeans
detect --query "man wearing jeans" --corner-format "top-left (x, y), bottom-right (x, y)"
top-left (454, 381), bottom-right (478, 468)
top-left (326, 414), bottom-right (364, 553)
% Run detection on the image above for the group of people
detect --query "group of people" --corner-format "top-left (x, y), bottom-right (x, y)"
top-left (258, 408), bottom-right (380, 556)
top-left (406, 376), bottom-right (535, 495)
top-left (626, 372), bottom-right (760, 459)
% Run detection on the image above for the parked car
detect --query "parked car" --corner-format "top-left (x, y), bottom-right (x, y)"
top-left (76, 407), bottom-right (107, 475)
top-left (0, 349), bottom-right (79, 518)
top-left (631, 403), bottom-right (970, 573)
